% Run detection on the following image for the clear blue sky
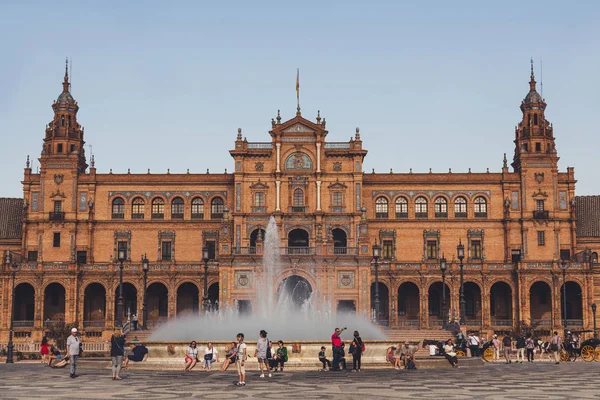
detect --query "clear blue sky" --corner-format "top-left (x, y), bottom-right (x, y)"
top-left (1, 1), bottom-right (598, 197)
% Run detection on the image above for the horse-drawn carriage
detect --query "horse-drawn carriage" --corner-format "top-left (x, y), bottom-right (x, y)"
top-left (559, 333), bottom-right (600, 362)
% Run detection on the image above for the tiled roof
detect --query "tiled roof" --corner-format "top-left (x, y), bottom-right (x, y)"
top-left (0, 198), bottom-right (23, 240)
top-left (576, 196), bottom-right (600, 238)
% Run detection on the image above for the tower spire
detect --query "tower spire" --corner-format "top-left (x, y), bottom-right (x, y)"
top-left (529, 57), bottom-right (536, 91)
top-left (296, 68), bottom-right (300, 115)
top-left (63, 58), bottom-right (70, 92)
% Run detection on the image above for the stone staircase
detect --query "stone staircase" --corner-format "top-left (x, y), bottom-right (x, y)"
top-left (383, 328), bottom-right (451, 344)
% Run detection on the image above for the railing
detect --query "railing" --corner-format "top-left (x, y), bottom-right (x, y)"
top-left (247, 142), bottom-right (273, 149)
top-left (330, 206), bottom-right (345, 213)
top-left (232, 247), bottom-right (258, 255)
top-left (533, 210), bottom-right (550, 219)
top-left (375, 212), bottom-right (388, 219)
top-left (191, 213), bottom-right (204, 220)
top-left (395, 212), bottom-right (408, 218)
top-left (132, 213), bottom-right (144, 219)
top-left (455, 212), bottom-right (467, 218)
top-left (463, 317), bottom-right (482, 325)
top-left (531, 319), bottom-right (552, 326)
top-left (435, 212), bottom-right (448, 218)
top-left (333, 247), bottom-right (358, 255)
top-left (83, 342), bottom-right (110, 352)
top-left (491, 318), bottom-right (513, 326)
top-left (171, 213), bottom-right (184, 219)
top-left (563, 319), bottom-right (584, 326)
top-left (151, 213), bottom-right (164, 219)
top-left (13, 320), bottom-right (34, 328)
top-left (284, 247), bottom-right (315, 255)
top-left (44, 320), bottom-right (64, 328)
top-left (252, 206), bottom-right (267, 214)
top-left (429, 318), bottom-right (444, 327)
top-left (49, 212), bottom-right (65, 220)
top-left (112, 213), bottom-right (124, 219)
top-left (474, 212), bottom-right (488, 218)
top-left (290, 206), bottom-right (307, 213)
top-left (397, 319), bottom-right (420, 327)
top-left (211, 213), bottom-right (223, 219)
top-left (83, 321), bottom-right (106, 328)
top-left (324, 142), bottom-right (351, 149)
top-left (415, 212), bottom-right (428, 218)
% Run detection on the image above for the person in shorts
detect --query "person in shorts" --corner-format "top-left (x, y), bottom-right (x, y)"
top-left (123, 343), bottom-right (148, 368)
top-left (254, 330), bottom-right (272, 378)
top-left (236, 333), bottom-right (247, 386)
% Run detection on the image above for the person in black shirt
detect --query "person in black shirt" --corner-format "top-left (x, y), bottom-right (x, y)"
top-left (351, 331), bottom-right (364, 372)
top-left (502, 335), bottom-right (512, 364)
top-left (123, 343), bottom-right (148, 368)
top-left (318, 346), bottom-right (331, 371)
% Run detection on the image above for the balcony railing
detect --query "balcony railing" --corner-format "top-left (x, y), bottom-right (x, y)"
top-left (474, 212), bottom-right (488, 218)
top-left (435, 212), bottom-right (448, 218)
top-left (531, 319), bottom-right (552, 326)
top-left (491, 318), bottom-right (513, 326)
top-left (324, 142), bottom-right (351, 149)
top-left (463, 317), bottom-right (482, 325)
top-left (191, 213), bottom-right (204, 220)
top-left (151, 213), bottom-right (164, 219)
top-left (252, 206), bottom-right (267, 214)
top-left (415, 212), bottom-right (428, 218)
top-left (333, 247), bottom-right (358, 255)
top-left (247, 142), bottom-right (273, 149)
top-left (13, 320), bottom-right (34, 328)
top-left (397, 319), bottom-right (420, 327)
top-left (132, 213), bottom-right (145, 219)
top-left (330, 206), bottom-right (346, 213)
top-left (49, 212), bottom-right (65, 220)
top-left (232, 246), bottom-right (259, 255)
top-left (211, 213), bottom-right (223, 219)
top-left (83, 321), bottom-right (106, 328)
top-left (533, 210), bottom-right (549, 219)
top-left (44, 320), bottom-right (64, 328)
top-left (562, 319), bottom-right (584, 326)
top-left (284, 247), bottom-right (315, 255)
top-left (375, 212), bottom-right (388, 219)
top-left (395, 212), bottom-right (408, 218)
top-left (171, 213), bottom-right (184, 219)
top-left (112, 213), bottom-right (125, 219)
top-left (455, 212), bottom-right (467, 218)
top-left (290, 206), bottom-right (307, 213)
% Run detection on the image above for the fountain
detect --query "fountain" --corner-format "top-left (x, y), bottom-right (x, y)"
top-left (150, 216), bottom-right (385, 341)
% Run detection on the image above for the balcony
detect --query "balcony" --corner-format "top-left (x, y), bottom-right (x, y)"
top-left (111, 213), bottom-right (125, 220)
top-left (330, 206), bottom-right (346, 213)
top-left (171, 213), bottom-right (184, 219)
top-left (151, 213), bottom-right (164, 219)
top-left (284, 247), bottom-right (315, 255)
top-left (49, 212), bottom-right (65, 221)
top-left (333, 247), bottom-right (358, 256)
top-left (531, 319), bottom-right (551, 326)
top-left (232, 246), bottom-right (258, 255)
top-left (533, 210), bottom-right (549, 219)
top-left (490, 318), bottom-right (513, 326)
top-left (191, 213), bottom-right (204, 220)
top-left (455, 212), bottom-right (467, 218)
top-left (562, 319), bottom-right (584, 327)
top-left (247, 142), bottom-right (273, 149)
top-left (13, 320), bottom-right (34, 328)
top-left (397, 319), bottom-right (420, 328)
top-left (132, 213), bottom-right (145, 219)
top-left (211, 213), bottom-right (223, 219)
top-left (324, 142), bottom-right (351, 149)
top-left (375, 212), bottom-right (388, 219)
top-left (44, 320), bottom-right (64, 328)
top-left (415, 212), bottom-right (428, 218)
top-left (290, 206), bottom-right (307, 213)
top-left (252, 206), bottom-right (267, 214)
top-left (474, 212), bottom-right (488, 218)
top-left (395, 212), bottom-right (408, 218)
top-left (435, 212), bottom-right (448, 218)
top-left (83, 321), bottom-right (106, 328)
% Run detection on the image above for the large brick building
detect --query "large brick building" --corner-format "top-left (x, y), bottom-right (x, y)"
top-left (1, 63), bottom-right (600, 342)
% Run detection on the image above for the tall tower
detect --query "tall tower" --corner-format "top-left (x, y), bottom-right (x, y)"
top-left (41, 59), bottom-right (87, 173)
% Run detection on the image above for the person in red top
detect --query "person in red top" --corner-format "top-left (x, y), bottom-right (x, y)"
top-left (40, 337), bottom-right (50, 365)
top-left (331, 327), bottom-right (346, 371)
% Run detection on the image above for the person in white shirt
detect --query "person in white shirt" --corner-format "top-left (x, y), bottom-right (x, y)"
top-left (184, 341), bottom-right (199, 372)
top-left (236, 333), bottom-right (247, 386)
top-left (203, 342), bottom-right (219, 370)
top-left (468, 333), bottom-right (480, 357)
top-left (444, 339), bottom-right (458, 368)
top-left (66, 327), bottom-right (81, 378)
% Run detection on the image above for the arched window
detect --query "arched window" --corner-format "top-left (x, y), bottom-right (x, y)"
top-left (111, 198), bottom-right (125, 219)
top-left (395, 197), bottom-right (408, 218)
top-left (592, 252), bottom-right (598, 264)
top-left (171, 197), bottom-right (184, 219)
top-left (132, 198), bottom-right (145, 219)
top-left (152, 198), bottom-right (165, 219)
top-left (454, 197), bottom-right (467, 218)
top-left (434, 197), bottom-right (448, 217)
top-left (375, 197), bottom-right (388, 219)
top-left (211, 197), bottom-right (224, 219)
top-left (474, 197), bottom-right (488, 217)
top-left (191, 197), bottom-right (204, 219)
top-left (415, 197), bottom-right (428, 218)
top-left (292, 188), bottom-right (305, 212)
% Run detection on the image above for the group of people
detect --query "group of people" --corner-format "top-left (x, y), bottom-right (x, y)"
top-left (322, 327), bottom-right (365, 372)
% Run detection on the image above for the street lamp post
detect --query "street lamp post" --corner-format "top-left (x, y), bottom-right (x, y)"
top-left (202, 246), bottom-right (210, 312)
top-left (141, 254), bottom-right (149, 329)
top-left (440, 255), bottom-right (448, 329)
top-left (372, 243), bottom-right (381, 324)
top-left (560, 259), bottom-right (568, 336)
top-left (592, 303), bottom-right (597, 339)
top-left (5, 252), bottom-right (18, 364)
top-left (457, 240), bottom-right (466, 326)
top-left (117, 250), bottom-right (126, 328)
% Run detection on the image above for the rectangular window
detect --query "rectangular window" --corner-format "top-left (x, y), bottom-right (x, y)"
top-left (161, 241), bottom-right (172, 261)
top-left (511, 191), bottom-right (519, 210)
top-left (117, 241), bottom-right (128, 260)
top-left (511, 249), bottom-right (521, 263)
top-left (54, 201), bottom-right (62, 212)
top-left (535, 142), bottom-right (541, 152)
top-left (206, 240), bottom-right (216, 260)
top-left (471, 240), bottom-right (482, 260)
top-left (560, 249), bottom-right (571, 261)
top-left (426, 240), bottom-right (438, 260)
top-left (76, 251), bottom-right (87, 264)
top-left (57, 143), bottom-right (63, 153)
top-left (559, 191), bottom-right (567, 210)
top-left (53, 232), bottom-right (61, 247)
top-left (332, 192), bottom-right (343, 207)
top-left (382, 240), bottom-right (394, 259)
top-left (255, 192), bottom-right (265, 207)
top-left (27, 251), bottom-right (38, 262)
top-left (537, 231), bottom-right (545, 246)
top-left (536, 200), bottom-right (545, 211)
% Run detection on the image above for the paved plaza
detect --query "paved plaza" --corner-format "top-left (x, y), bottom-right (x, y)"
top-left (1, 361), bottom-right (600, 399)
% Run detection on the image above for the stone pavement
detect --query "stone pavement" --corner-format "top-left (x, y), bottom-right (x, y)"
top-left (0, 361), bottom-right (599, 399)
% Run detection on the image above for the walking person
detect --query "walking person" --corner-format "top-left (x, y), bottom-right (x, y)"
top-left (502, 334), bottom-right (512, 364)
top-left (110, 329), bottom-right (125, 380)
top-left (525, 333), bottom-right (535, 363)
top-left (351, 331), bottom-right (364, 372)
top-left (468, 332), bottom-right (480, 357)
top-left (254, 330), bottom-right (272, 378)
top-left (549, 331), bottom-right (562, 364)
top-left (331, 327), bottom-right (346, 371)
top-left (40, 337), bottom-right (50, 365)
top-left (235, 333), bottom-right (247, 386)
top-left (492, 334), bottom-right (500, 361)
top-left (515, 335), bottom-right (526, 363)
top-left (66, 327), bottom-right (81, 378)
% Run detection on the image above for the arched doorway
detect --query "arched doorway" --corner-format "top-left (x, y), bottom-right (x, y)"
top-left (371, 282), bottom-right (390, 325)
top-left (14, 283), bottom-right (35, 326)
top-left (397, 282), bottom-right (420, 328)
top-left (332, 228), bottom-right (347, 254)
top-left (250, 228), bottom-right (266, 254)
top-left (561, 281), bottom-right (583, 327)
top-left (337, 300), bottom-right (356, 314)
top-left (428, 282), bottom-right (450, 327)
top-left (114, 283), bottom-right (137, 324)
top-left (287, 229), bottom-right (309, 254)
top-left (490, 282), bottom-right (513, 327)
top-left (278, 275), bottom-right (313, 308)
top-left (177, 282), bottom-right (199, 315)
top-left (463, 282), bottom-right (482, 326)
top-left (208, 282), bottom-right (219, 311)
top-left (530, 281), bottom-right (552, 326)
top-left (44, 283), bottom-right (65, 324)
top-left (147, 282), bottom-right (169, 325)
top-left (84, 283), bottom-right (106, 327)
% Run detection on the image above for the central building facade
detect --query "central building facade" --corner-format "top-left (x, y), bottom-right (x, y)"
top-left (2, 65), bottom-right (599, 342)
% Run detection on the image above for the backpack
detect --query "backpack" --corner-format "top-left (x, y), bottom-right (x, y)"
top-left (407, 359), bottom-right (417, 370)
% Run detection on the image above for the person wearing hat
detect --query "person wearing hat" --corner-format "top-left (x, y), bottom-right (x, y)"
top-left (492, 334), bottom-right (500, 361)
top-left (400, 341), bottom-right (417, 369)
top-left (66, 327), bottom-right (82, 378)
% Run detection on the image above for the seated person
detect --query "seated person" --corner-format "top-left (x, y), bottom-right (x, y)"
top-left (123, 343), bottom-right (149, 368)
top-left (400, 341), bottom-right (417, 369)
top-left (48, 347), bottom-right (64, 367)
top-left (220, 342), bottom-right (238, 372)
top-left (319, 346), bottom-right (331, 371)
top-left (339, 343), bottom-right (348, 370)
top-left (386, 346), bottom-right (401, 369)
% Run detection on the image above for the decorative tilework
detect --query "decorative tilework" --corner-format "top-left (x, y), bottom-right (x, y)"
top-left (108, 191), bottom-right (227, 200)
top-left (31, 192), bottom-right (39, 211)
top-left (79, 192), bottom-right (87, 211)
top-left (371, 190), bottom-right (491, 200)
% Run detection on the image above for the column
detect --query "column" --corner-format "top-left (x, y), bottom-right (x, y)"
top-left (276, 143), bottom-right (281, 173)
top-left (316, 181), bottom-right (322, 211)
top-left (276, 181), bottom-right (281, 211)
top-left (316, 142), bottom-right (321, 173)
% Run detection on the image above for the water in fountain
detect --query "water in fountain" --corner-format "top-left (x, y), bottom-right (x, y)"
top-left (150, 216), bottom-right (385, 341)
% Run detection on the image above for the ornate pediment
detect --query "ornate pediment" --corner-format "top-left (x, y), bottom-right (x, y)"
top-left (531, 189), bottom-right (548, 199)
top-left (283, 123), bottom-right (314, 134)
top-left (250, 180), bottom-right (269, 189)
top-left (50, 189), bottom-right (66, 199)
top-left (327, 181), bottom-right (347, 189)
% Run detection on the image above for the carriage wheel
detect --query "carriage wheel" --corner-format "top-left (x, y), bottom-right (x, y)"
top-left (594, 348), bottom-right (600, 362)
top-left (580, 345), bottom-right (595, 362)
top-left (456, 350), bottom-right (466, 357)
top-left (559, 349), bottom-right (570, 362)
top-left (483, 348), bottom-right (494, 362)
